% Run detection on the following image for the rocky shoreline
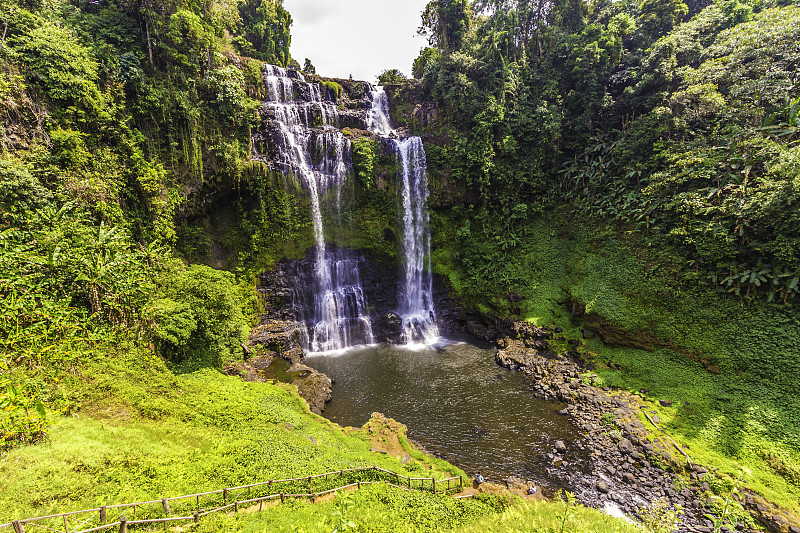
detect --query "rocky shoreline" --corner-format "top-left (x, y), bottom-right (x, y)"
top-left (241, 255), bottom-right (797, 532)
top-left (490, 321), bottom-right (798, 533)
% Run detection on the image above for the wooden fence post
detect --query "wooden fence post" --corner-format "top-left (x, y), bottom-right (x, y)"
top-left (193, 512), bottom-right (199, 524)
top-left (162, 498), bottom-right (170, 516)
top-left (223, 488), bottom-right (228, 504)
top-left (119, 516), bottom-right (127, 533)
top-left (100, 506), bottom-right (107, 525)
top-left (432, 478), bottom-right (436, 494)
top-left (234, 501), bottom-right (238, 513)
top-left (280, 493), bottom-right (285, 504)
top-left (459, 476), bottom-right (463, 489)
top-left (308, 476), bottom-right (312, 494)
top-left (12, 520), bottom-right (24, 533)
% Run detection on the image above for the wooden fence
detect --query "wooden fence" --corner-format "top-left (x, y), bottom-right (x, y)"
top-left (0, 467), bottom-right (467, 533)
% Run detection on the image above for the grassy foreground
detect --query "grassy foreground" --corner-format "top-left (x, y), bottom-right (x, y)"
top-left (0, 341), bottom-right (465, 522)
top-left (0, 338), bottom-right (644, 532)
top-left (191, 487), bottom-right (643, 533)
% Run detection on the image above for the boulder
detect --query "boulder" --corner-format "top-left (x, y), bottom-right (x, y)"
top-left (381, 312), bottom-right (403, 343)
top-left (505, 476), bottom-right (529, 492)
top-left (618, 438), bottom-right (634, 455)
top-left (248, 319), bottom-right (306, 363)
top-left (286, 363), bottom-right (332, 415)
top-left (495, 342), bottom-right (538, 370)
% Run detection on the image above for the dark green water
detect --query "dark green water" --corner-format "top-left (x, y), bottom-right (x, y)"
top-left (307, 339), bottom-right (587, 490)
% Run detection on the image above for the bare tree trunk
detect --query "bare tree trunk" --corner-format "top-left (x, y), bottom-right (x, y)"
top-left (1, 12), bottom-right (9, 51)
top-left (146, 22), bottom-right (154, 68)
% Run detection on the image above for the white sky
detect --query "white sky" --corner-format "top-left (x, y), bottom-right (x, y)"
top-left (283, 0), bottom-right (430, 82)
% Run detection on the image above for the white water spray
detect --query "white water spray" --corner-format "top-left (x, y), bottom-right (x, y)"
top-left (367, 86), bottom-right (440, 346)
top-left (262, 65), bottom-right (374, 352)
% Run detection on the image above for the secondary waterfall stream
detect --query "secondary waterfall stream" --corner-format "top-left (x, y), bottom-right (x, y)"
top-left (261, 65), bottom-right (374, 352)
top-left (368, 86), bottom-right (439, 345)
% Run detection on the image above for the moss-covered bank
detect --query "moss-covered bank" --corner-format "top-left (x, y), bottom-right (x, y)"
top-left (429, 205), bottom-right (800, 520)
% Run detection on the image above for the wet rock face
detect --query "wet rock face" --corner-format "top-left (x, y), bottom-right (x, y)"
top-left (254, 247), bottom-right (405, 347)
top-left (253, 247), bottom-right (464, 348)
top-left (251, 75), bottom-right (374, 172)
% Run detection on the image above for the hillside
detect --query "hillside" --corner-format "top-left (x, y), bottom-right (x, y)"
top-left (1, 0), bottom-right (799, 531)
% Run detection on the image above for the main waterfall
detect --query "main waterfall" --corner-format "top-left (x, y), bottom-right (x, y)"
top-left (261, 65), bottom-right (374, 352)
top-left (368, 87), bottom-right (440, 345)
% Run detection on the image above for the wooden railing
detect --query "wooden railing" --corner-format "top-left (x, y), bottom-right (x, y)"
top-left (0, 467), bottom-right (467, 533)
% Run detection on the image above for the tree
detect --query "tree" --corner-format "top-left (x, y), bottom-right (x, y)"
top-left (377, 69), bottom-right (408, 85)
top-left (639, 0), bottom-right (689, 40)
top-left (418, 0), bottom-right (471, 52)
top-left (302, 57), bottom-right (316, 74)
top-left (412, 47), bottom-right (440, 79)
top-left (12, 20), bottom-right (101, 109)
top-left (234, 0), bottom-right (292, 65)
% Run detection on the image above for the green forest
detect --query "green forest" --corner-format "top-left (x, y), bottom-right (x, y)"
top-left (1, 0), bottom-right (799, 530)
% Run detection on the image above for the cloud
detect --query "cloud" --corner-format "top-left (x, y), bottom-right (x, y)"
top-left (283, 0), bottom-right (430, 82)
top-left (287, 0), bottom-right (334, 26)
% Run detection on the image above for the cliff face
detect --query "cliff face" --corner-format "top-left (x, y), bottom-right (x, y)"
top-left (243, 71), bottom-right (483, 361)
top-left (251, 75), bottom-right (377, 167)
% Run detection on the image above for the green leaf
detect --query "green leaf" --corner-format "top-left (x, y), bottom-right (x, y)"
top-left (35, 400), bottom-right (46, 421)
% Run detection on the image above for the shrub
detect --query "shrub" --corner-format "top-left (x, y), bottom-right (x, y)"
top-left (12, 19), bottom-right (101, 111)
top-left (0, 157), bottom-right (51, 221)
top-left (206, 65), bottom-right (257, 124)
top-left (150, 265), bottom-right (254, 369)
top-left (322, 80), bottom-right (341, 101)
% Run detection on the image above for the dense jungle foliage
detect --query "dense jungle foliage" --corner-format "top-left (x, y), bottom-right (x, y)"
top-left (0, 0), bottom-right (301, 448)
top-left (413, 0), bottom-right (800, 305)
top-left (407, 0), bottom-right (800, 521)
top-left (2, 0), bottom-right (800, 528)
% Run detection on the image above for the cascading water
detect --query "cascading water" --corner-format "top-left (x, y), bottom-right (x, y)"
top-left (367, 87), bottom-right (440, 345)
top-left (261, 65), bottom-right (375, 352)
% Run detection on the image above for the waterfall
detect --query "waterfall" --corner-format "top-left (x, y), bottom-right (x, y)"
top-left (262, 65), bottom-right (375, 352)
top-left (367, 87), bottom-right (440, 346)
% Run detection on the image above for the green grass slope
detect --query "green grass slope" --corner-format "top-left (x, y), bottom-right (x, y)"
top-left (0, 342), bottom-right (462, 522)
